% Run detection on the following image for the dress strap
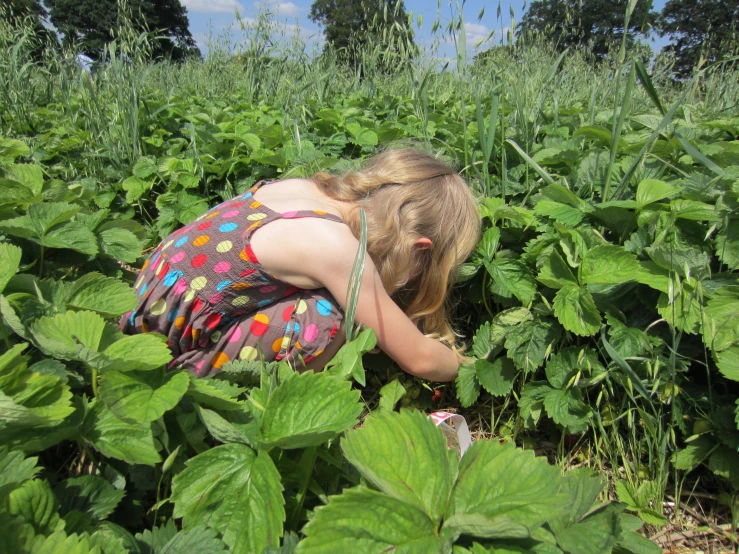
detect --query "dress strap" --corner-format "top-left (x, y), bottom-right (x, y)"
top-left (251, 179), bottom-right (345, 225)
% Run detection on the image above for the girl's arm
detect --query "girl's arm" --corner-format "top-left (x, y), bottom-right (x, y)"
top-left (300, 223), bottom-right (460, 382)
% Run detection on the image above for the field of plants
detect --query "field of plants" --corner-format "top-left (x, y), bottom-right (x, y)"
top-left (1, 4), bottom-right (738, 553)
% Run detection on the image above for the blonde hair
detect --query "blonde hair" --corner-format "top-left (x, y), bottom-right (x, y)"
top-left (312, 144), bottom-right (481, 351)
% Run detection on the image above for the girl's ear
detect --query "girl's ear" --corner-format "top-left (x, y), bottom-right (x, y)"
top-left (414, 237), bottom-right (433, 250)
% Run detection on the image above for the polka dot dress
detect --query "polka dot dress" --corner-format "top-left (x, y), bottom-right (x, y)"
top-left (120, 180), bottom-right (344, 377)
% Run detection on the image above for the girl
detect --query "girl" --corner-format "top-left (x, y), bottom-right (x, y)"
top-left (121, 146), bottom-right (480, 382)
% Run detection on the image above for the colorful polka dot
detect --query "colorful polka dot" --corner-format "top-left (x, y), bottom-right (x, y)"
top-left (174, 316), bottom-right (186, 330)
top-left (174, 279), bottom-right (188, 295)
top-left (304, 324), bottom-right (319, 343)
top-left (296, 300), bottom-right (308, 314)
top-left (197, 221), bottom-right (213, 231)
top-left (240, 346), bottom-right (258, 361)
top-left (175, 236), bottom-right (189, 247)
top-left (208, 292), bottom-right (224, 304)
top-left (240, 246), bottom-right (258, 263)
top-left (184, 289), bottom-right (196, 302)
top-left (251, 313), bottom-right (270, 336)
top-left (167, 308), bottom-right (179, 323)
top-left (192, 254), bottom-right (208, 268)
top-left (205, 211), bottom-right (220, 219)
top-left (141, 259), bottom-right (150, 271)
top-left (163, 270), bottom-right (184, 287)
top-left (212, 352), bottom-right (229, 369)
top-left (240, 269), bottom-right (256, 278)
top-left (223, 210), bottom-right (240, 218)
top-left (228, 327), bottom-right (242, 343)
top-left (161, 240), bottom-right (174, 251)
top-left (205, 312), bottom-right (222, 329)
top-left (138, 283), bottom-right (148, 296)
top-left (316, 299), bottom-right (333, 316)
top-left (219, 222), bottom-right (238, 233)
top-left (232, 295), bottom-right (250, 307)
top-left (216, 240), bottom-right (233, 253)
top-left (283, 305), bottom-right (295, 322)
top-left (232, 282), bottom-right (251, 291)
top-left (214, 261), bottom-right (231, 273)
top-left (129, 311), bottom-right (136, 326)
top-left (170, 251), bottom-right (186, 264)
top-left (272, 337), bottom-right (283, 353)
top-left (193, 235), bottom-right (211, 247)
top-left (259, 285), bottom-right (278, 294)
top-left (157, 262), bottom-right (170, 279)
top-left (247, 212), bottom-right (267, 221)
top-left (217, 280), bottom-right (233, 291)
top-left (191, 276), bottom-right (207, 290)
top-left (192, 298), bottom-right (204, 312)
top-left (210, 331), bottom-right (222, 343)
top-left (258, 299), bottom-right (273, 307)
top-left (249, 201), bottom-right (262, 209)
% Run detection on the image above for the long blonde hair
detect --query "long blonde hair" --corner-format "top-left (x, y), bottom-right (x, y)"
top-left (312, 145), bottom-right (481, 349)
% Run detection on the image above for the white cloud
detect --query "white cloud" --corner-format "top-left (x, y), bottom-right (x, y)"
top-left (182, 0), bottom-right (246, 14)
top-left (254, 1), bottom-right (302, 17)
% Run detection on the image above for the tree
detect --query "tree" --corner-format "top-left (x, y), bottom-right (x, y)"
top-left (308, 0), bottom-right (415, 70)
top-left (659, 0), bottom-right (739, 76)
top-left (517, 0), bottom-right (657, 61)
top-left (44, 0), bottom-right (199, 61)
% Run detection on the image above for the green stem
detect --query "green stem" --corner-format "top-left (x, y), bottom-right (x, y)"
top-left (288, 445), bottom-right (318, 530)
top-left (91, 367), bottom-right (100, 399)
top-left (38, 245), bottom-right (44, 277)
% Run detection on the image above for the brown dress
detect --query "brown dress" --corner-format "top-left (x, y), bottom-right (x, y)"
top-left (120, 180), bottom-right (344, 377)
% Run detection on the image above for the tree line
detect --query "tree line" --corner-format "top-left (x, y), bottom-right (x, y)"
top-left (3, 0), bottom-right (738, 76)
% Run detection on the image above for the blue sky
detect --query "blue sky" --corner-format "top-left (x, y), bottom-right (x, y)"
top-left (180, 0), bottom-right (671, 58)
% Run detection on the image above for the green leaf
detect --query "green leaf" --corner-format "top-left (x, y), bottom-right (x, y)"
top-left (552, 505), bottom-right (619, 554)
top-left (326, 328), bottom-right (376, 385)
top-left (477, 227), bottom-right (500, 262)
top-left (449, 440), bottom-right (564, 529)
top-left (0, 344), bottom-right (75, 427)
top-left (171, 444), bottom-right (284, 553)
top-left (714, 346), bottom-right (739, 382)
top-left (102, 334), bottom-right (172, 371)
top-left (31, 311), bottom-right (106, 360)
top-left (537, 249), bottom-right (577, 289)
top-left (55, 475), bottom-right (125, 523)
top-left (7, 164), bottom-right (44, 194)
top-left (635, 179), bottom-right (679, 209)
top-left (378, 380), bottom-right (406, 415)
top-left (635, 261), bottom-right (670, 292)
top-left (670, 199), bottom-right (719, 221)
top-left (187, 375), bottom-right (245, 410)
top-left (98, 228), bottom-right (142, 263)
top-left (553, 285), bottom-right (601, 337)
top-left (257, 371), bottom-right (362, 449)
top-left (0, 138), bottom-right (30, 162)
top-left (716, 222), bottom-right (739, 270)
top-left (80, 400), bottom-right (161, 466)
top-left (66, 273), bottom-right (137, 317)
top-left (195, 404), bottom-right (254, 445)
top-left (580, 245), bottom-right (640, 285)
top-left (121, 176), bottom-right (150, 203)
top-left (150, 525), bottom-right (229, 554)
top-left (545, 347), bottom-right (603, 390)
top-left (504, 318), bottom-right (560, 372)
top-left (341, 410), bottom-right (456, 523)
top-left (543, 388), bottom-right (591, 433)
top-left (600, 329), bottom-right (652, 401)
top-left (41, 221), bottom-right (99, 255)
top-left (297, 486), bottom-right (446, 553)
top-left (476, 358), bottom-right (515, 396)
top-left (99, 370), bottom-right (189, 423)
top-left (701, 292), bottom-right (739, 352)
top-left (133, 158), bottom-right (158, 179)
top-left (486, 259), bottom-right (536, 305)
top-left (442, 513), bottom-right (530, 540)
top-left (0, 243), bottom-right (22, 294)
top-left (456, 363), bottom-right (481, 407)
top-left (534, 199), bottom-right (584, 226)
top-left (552, 468), bottom-right (604, 526)
top-left (8, 478), bottom-right (60, 534)
top-left (708, 446), bottom-right (739, 488)
top-left (0, 447), bottom-right (39, 495)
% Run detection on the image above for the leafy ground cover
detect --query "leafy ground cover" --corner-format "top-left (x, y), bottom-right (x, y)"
top-left (1, 6), bottom-right (738, 553)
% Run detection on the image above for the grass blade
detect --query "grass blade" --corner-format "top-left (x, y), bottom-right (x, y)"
top-left (345, 204), bottom-right (368, 343)
top-left (505, 139), bottom-right (555, 186)
top-left (601, 328), bottom-right (652, 401)
top-left (635, 59), bottom-right (665, 116)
